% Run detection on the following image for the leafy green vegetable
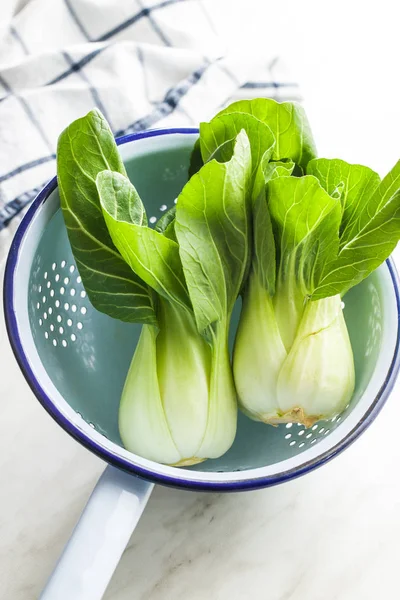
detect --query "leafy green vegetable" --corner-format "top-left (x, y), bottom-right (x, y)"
top-left (311, 159), bottom-right (400, 298)
top-left (234, 149), bottom-right (400, 427)
top-left (175, 130), bottom-right (252, 454)
top-left (58, 98), bottom-right (400, 456)
top-left (155, 205), bottom-right (177, 241)
top-left (119, 300), bottom-right (213, 465)
top-left (97, 171), bottom-right (190, 312)
top-left (233, 172), bottom-right (354, 426)
top-left (189, 98), bottom-right (316, 180)
top-left (188, 137), bottom-right (203, 178)
top-left (269, 175), bottom-right (342, 348)
top-left (199, 112), bottom-right (275, 180)
top-left (251, 159), bottom-right (295, 295)
top-left (57, 109), bottom-right (155, 324)
top-left (307, 158), bottom-right (380, 243)
top-left (94, 128), bottom-right (250, 465)
top-left (175, 130), bottom-right (252, 333)
top-left (252, 189), bottom-right (276, 295)
top-left (216, 98), bottom-right (317, 169)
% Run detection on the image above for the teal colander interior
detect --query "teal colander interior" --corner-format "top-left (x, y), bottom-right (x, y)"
top-left (28, 137), bottom-right (385, 473)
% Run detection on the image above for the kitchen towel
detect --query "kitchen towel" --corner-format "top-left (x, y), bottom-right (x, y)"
top-left (0, 0), bottom-right (300, 250)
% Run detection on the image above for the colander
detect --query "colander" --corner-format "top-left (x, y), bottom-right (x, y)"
top-left (4, 128), bottom-right (400, 600)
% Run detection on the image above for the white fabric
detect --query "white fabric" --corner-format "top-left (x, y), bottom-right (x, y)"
top-left (0, 0), bottom-right (299, 249)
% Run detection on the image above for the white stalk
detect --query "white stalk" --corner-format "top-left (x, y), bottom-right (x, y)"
top-left (277, 294), bottom-right (355, 425)
top-left (233, 272), bottom-right (287, 421)
top-left (234, 271), bottom-right (355, 427)
top-left (119, 298), bottom-right (237, 465)
top-left (197, 321), bottom-right (237, 459)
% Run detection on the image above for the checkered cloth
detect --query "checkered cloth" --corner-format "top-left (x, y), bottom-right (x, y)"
top-left (0, 0), bottom-right (300, 248)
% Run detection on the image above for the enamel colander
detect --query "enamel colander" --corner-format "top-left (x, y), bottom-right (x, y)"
top-left (4, 128), bottom-right (400, 492)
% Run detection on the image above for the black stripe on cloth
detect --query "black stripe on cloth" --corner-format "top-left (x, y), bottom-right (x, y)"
top-left (96, 0), bottom-right (187, 42)
top-left (0, 74), bottom-right (54, 153)
top-left (114, 60), bottom-right (211, 136)
top-left (61, 51), bottom-right (112, 127)
top-left (64, 0), bottom-right (90, 40)
top-left (10, 25), bottom-right (29, 55)
top-left (0, 46), bottom-right (107, 106)
top-left (47, 47), bottom-right (105, 85)
top-left (242, 81), bottom-right (299, 89)
top-left (0, 155), bottom-right (55, 184)
top-left (136, 0), bottom-right (172, 46)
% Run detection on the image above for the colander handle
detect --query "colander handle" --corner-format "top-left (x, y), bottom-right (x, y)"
top-left (39, 465), bottom-right (154, 600)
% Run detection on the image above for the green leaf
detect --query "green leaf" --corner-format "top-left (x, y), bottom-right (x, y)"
top-left (268, 175), bottom-right (341, 348)
top-left (355, 159), bottom-right (400, 235)
top-left (96, 161), bottom-right (148, 226)
top-left (155, 205), bottom-right (177, 241)
top-left (253, 155), bottom-right (295, 202)
top-left (189, 137), bottom-right (237, 179)
top-left (175, 130), bottom-right (252, 332)
top-left (307, 158), bottom-right (381, 246)
top-left (216, 98), bottom-right (317, 169)
top-left (313, 160), bottom-right (400, 299)
top-left (97, 171), bottom-right (190, 311)
top-left (251, 159), bottom-right (295, 295)
top-left (57, 109), bottom-right (155, 324)
top-left (263, 158), bottom-right (295, 181)
top-left (200, 112), bottom-right (275, 179)
top-left (252, 189), bottom-right (276, 295)
top-left (188, 137), bottom-right (203, 178)
top-left (268, 175), bottom-right (341, 294)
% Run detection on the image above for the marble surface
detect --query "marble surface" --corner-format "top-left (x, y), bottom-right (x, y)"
top-left (1, 2), bottom-right (400, 599)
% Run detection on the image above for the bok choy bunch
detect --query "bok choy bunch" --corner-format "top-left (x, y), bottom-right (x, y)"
top-left (57, 109), bottom-right (251, 465)
top-left (235, 149), bottom-right (400, 426)
top-left (195, 98), bottom-right (400, 427)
